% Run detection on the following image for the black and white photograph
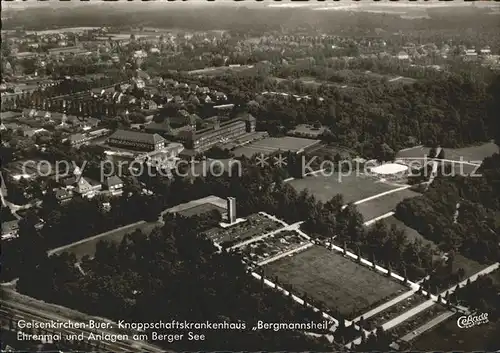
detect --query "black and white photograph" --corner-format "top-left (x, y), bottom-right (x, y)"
top-left (1, 0), bottom-right (500, 351)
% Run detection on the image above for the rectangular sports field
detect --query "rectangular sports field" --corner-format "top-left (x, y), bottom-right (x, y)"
top-left (356, 188), bottom-right (420, 222)
top-left (233, 136), bottom-right (321, 158)
top-left (288, 173), bottom-right (399, 204)
top-left (264, 245), bottom-right (406, 318)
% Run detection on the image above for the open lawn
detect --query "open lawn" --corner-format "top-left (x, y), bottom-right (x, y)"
top-left (410, 314), bottom-right (497, 351)
top-left (397, 142), bottom-right (498, 162)
top-left (187, 65), bottom-right (255, 76)
top-left (50, 221), bottom-right (161, 259)
top-left (396, 146), bottom-right (431, 159)
top-left (164, 195), bottom-right (227, 217)
top-left (264, 245), bottom-right (406, 318)
top-left (378, 216), bottom-right (437, 248)
top-left (289, 173), bottom-right (399, 204)
top-left (178, 203), bottom-right (226, 218)
top-left (356, 188), bottom-right (420, 222)
top-left (451, 254), bottom-right (488, 279)
top-left (233, 136), bottom-right (321, 158)
top-left (442, 142), bottom-right (498, 162)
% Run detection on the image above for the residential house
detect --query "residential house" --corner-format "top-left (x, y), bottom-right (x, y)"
top-left (464, 49), bottom-right (478, 62)
top-left (212, 91), bottom-right (228, 101)
top-left (105, 176), bottom-right (124, 195)
top-left (480, 47), bottom-right (491, 56)
top-left (2, 220), bottom-right (19, 240)
top-left (188, 95), bottom-right (200, 105)
top-left (61, 176), bottom-right (78, 188)
top-left (164, 79), bottom-right (178, 87)
top-left (132, 78), bottom-right (145, 89)
top-left (24, 127), bottom-right (47, 137)
top-left (145, 121), bottom-right (173, 134)
top-left (74, 177), bottom-right (101, 198)
top-left (55, 188), bottom-right (73, 204)
top-left (173, 95), bottom-right (184, 105)
top-left (197, 86), bottom-right (210, 94)
top-left (397, 51), bottom-right (410, 60)
top-left (144, 100), bottom-right (158, 110)
top-left (200, 94), bottom-right (212, 104)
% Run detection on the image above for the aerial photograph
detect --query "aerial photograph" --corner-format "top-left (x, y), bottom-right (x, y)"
top-left (0, 0), bottom-right (499, 352)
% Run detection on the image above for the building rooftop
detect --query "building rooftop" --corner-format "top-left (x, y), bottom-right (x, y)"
top-left (370, 163), bottom-right (409, 175)
top-left (106, 175), bottom-right (123, 188)
top-left (108, 129), bottom-right (166, 145)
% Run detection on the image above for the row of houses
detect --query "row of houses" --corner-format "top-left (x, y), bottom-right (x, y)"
top-left (55, 174), bottom-right (124, 204)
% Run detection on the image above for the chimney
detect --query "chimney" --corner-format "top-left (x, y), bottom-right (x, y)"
top-left (227, 197), bottom-right (236, 224)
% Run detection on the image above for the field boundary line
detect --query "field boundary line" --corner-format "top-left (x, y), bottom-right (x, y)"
top-left (399, 310), bottom-right (455, 343)
top-left (341, 185), bottom-right (411, 210)
top-left (363, 212), bottom-right (395, 226)
top-left (398, 145), bottom-right (424, 153)
top-left (251, 272), bottom-right (340, 328)
top-left (351, 288), bottom-right (418, 323)
top-left (256, 242), bottom-right (313, 266)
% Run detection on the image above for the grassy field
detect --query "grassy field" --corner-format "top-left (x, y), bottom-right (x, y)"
top-left (289, 173), bottom-right (398, 204)
top-left (178, 203), bottom-right (225, 218)
top-left (187, 65), bottom-right (255, 76)
top-left (356, 188), bottom-right (420, 222)
top-left (377, 216), bottom-right (437, 248)
top-left (396, 146), bottom-right (431, 159)
top-left (442, 142), bottom-right (498, 162)
top-left (233, 136), bottom-right (321, 158)
top-left (264, 245), bottom-right (406, 318)
top-left (410, 313), bottom-right (496, 351)
top-left (451, 254), bottom-right (488, 279)
top-left (51, 221), bottom-right (161, 259)
top-left (397, 142), bottom-right (498, 162)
